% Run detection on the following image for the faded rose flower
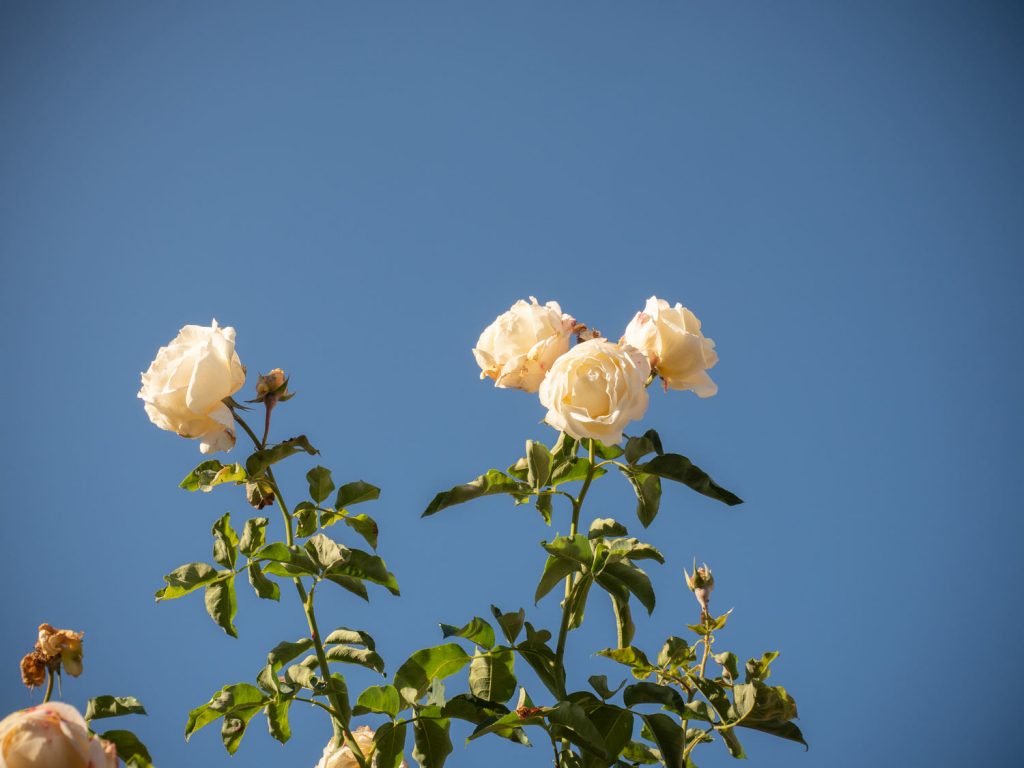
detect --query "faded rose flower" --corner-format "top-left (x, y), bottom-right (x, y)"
top-left (138, 320), bottom-right (246, 454)
top-left (473, 298), bottom-right (575, 392)
top-left (0, 702), bottom-right (117, 768)
top-left (36, 625), bottom-right (84, 678)
top-left (19, 652), bottom-right (46, 689)
top-left (622, 296), bottom-right (718, 396)
top-left (538, 338), bottom-right (650, 445)
top-left (314, 725), bottom-right (407, 768)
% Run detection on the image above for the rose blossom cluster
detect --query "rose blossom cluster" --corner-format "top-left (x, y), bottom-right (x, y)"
top-left (472, 296), bottom-right (719, 444)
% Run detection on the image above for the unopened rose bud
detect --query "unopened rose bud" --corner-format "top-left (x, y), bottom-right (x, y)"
top-left (37, 624), bottom-right (84, 677)
top-left (19, 652), bottom-right (46, 688)
top-left (256, 368), bottom-right (287, 399)
top-left (684, 563), bottom-right (714, 614)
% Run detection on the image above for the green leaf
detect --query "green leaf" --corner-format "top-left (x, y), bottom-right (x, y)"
top-left (587, 675), bottom-right (624, 701)
top-left (658, 637), bottom-right (693, 669)
top-left (622, 469), bottom-right (662, 528)
top-left (565, 574), bottom-right (593, 631)
top-left (611, 592), bottom-right (635, 648)
top-left (304, 534), bottom-right (347, 570)
top-left (639, 713), bottom-right (684, 768)
top-left (526, 440), bottom-right (553, 488)
top-left (640, 454), bottom-right (743, 506)
top-left (374, 721), bottom-right (408, 768)
top-left (597, 647), bottom-right (654, 680)
top-left (584, 703), bottom-right (634, 762)
top-left (155, 562), bottom-right (221, 601)
top-left (324, 572), bottom-right (369, 601)
top-left (221, 702), bottom-right (263, 755)
top-left (354, 684), bottom-right (401, 718)
top-left (335, 480), bottom-right (381, 508)
top-left (588, 518), bottom-right (628, 538)
top-left (393, 644), bottom-right (471, 704)
top-left (85, 696), bottom-right (146, 721)
top-left (326, 549), bottom-right (400, 595)
top-left (491, 606), bottom-right (526, 645)
top-left (692, 678), bottom-right (732, 722)
top-left (238, 518), bottom-right (269, 557)
top-left (245, 479), bottom-right (276, 510)
top-left (411, 707), bottom-right (452, 768)
top-left (211, 513), bottom-right (239, 569)
top-left (442, 694), bottom-right (529, 746)
top-left (516, 623), bottom-right (565, 699)
top-left (325, 627), bottom-right (376, 650)
top-left (254, 542), bottom-right (319, 576)
top-left (684, 700), bottom-right (716, 723)
top-left (535, 555), bottom-right (578, 604)
top-left (293, 501), bottom-right (318, 538)
top-left (740, 719), bottom-right (807, 749)
top-left (439, 616), bottom-right (495, 649)
top-left (721, 727), bottom-right (746, 759)
top-left (535, 493), bottom-right (553, 525)
top-left (606, 538), bottom-right (665, 564)
top-left (542, 534), bottom-right (594, 567)
top-left (623, 683), bottom-right (686, 715)
top-left (624, 430), bottom-right (663, 464)
top-left (592, 440), bottom-right (624, 459)
top-left (422, 470), bottom-right (531, 517)
top-left (186, 683), bottom-right (268, 740)
top-left (180, 460), bottom-right (247, 492)
top-left (247, 562), bottom-right (280, 601)
top-left (601, 561), bottom-right (656, 614)
top-left (263, 639), bottom-right (314, 692)
top-left (468, 647), bottom-right (517, 704)
top-left (342, 513), bottom-right (379, 550)
top-left (744, 651), bottom-right (780, 683)
top-left (205, 575), bottom-right (238, 637)
top-left (245, 435), bottom-right (318, 477)
top-left (98, 730), bottom-right (153, 768)
top-left (265, 699), bottom-right (291, 743)
top-left (548, 700), bottom-right (608, 758)
top-left (621, 740), bottom-right (662, 764)
top-left (323, 645), bottom-right (386, 674)
top-left (714, 651), bottom-right (739, 682)
top-left (306, 466), bottom-right (335, 504)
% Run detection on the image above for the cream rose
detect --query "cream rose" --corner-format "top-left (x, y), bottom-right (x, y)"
top-left (622, 296), bottom-right (718, 397)
top-left (538, 338), bottom-right (650, 445)
top-left (0, 702), bottom-right (117, 768)
top-left (472, 297), bottom-right (575, 392)
top-left (314, 726), bottom-right (406, 768)
top-left (138, 320), bottom-right (246, 454)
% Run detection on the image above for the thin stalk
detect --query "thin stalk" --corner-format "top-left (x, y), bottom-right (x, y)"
top-left (42, 669), bottom-right (54, 703)
top-left (554, 438), bottom-right (596, 667)
top-left (231, 407), bottom-right (370, 768)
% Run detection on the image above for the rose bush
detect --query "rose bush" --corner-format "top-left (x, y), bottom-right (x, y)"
top-left (137, 320), bottom-right (246, 454)
top-left (538, 337), bottom-right (650, 444)
top-left (472, 297), bottom-right (575, 392)
top-left (622, 295), bottom-right (718, 396)
top-left (0, 702), bottom-right (117, 768)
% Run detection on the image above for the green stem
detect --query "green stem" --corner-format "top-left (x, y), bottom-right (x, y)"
top-left (554, 439), bottom-right (596, 668)
top-left (231, 407), bottom-right (370, 768)
top-left (42, 669), bottom-right (54, 703)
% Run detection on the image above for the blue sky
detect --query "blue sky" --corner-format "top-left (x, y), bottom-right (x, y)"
top-left (1, 2), bottom-right (1022, 766)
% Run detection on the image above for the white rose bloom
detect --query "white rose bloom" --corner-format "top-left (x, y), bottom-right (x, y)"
top-left (314, 726), bottom-right (406, 768)
top-left (138, 320), bottom-right (246, 454)
top-left (622, 296), bottom-right (718, 397)
top-left (473, 297), bottom-right (575, 392)
top-left (538, 338), bottom-right (650, 445)
top-left (0, 702), bottom-right (117, 768)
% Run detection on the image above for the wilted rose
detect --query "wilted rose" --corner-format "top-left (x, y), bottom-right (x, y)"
top-left (314, 725), bottom-right (406, 768)
top-left (538, 338), bottom-right (650, 445)
top-left (138, 320), bottom-right (246, 454)
top-left (0, 702), bottom-right (117, 768)
top-left (19, 652), bottom-right (46, 689)
top-left (622, 296), bottom-right (718, 396)
top-left (473, 298), bottom-right (575, 392)
top-left (36, 624), bottom-right (84, 678)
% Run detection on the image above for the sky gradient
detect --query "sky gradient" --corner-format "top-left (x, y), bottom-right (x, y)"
top-left (1, 2), bottom-right (1022, 767)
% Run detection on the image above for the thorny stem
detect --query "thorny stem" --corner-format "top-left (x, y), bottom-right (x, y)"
top-left (231, 406), bottom-right (370, 768)
top-left (682, 612), bottom-right (715, 759)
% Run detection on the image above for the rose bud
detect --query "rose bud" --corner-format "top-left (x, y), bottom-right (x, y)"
top-left (254, 368), bottom-right (293, 403)
top-left (684, 563), bottom-right (715, 614)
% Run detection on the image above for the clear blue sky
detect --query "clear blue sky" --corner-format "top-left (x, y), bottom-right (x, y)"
top-left (2, 2), bottom-right (1021, 766)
